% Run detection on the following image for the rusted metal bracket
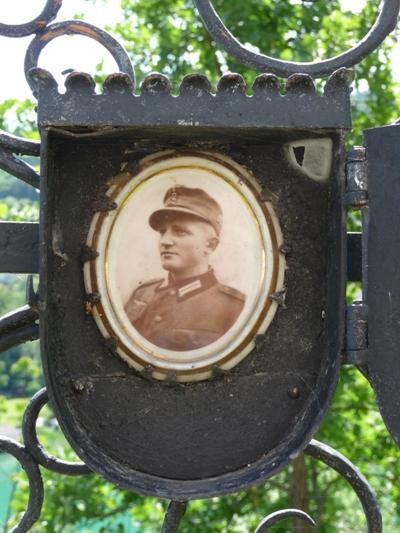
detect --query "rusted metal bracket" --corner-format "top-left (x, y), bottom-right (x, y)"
top-left (344, 147), bottom-right (369, 367)
top-left (346, 146), bottom-right (367, 208)
top-left (344, 302), bottom-right (368, 366)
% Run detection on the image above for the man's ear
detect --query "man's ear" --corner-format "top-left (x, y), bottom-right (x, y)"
top-left (206, 237), bottom-right (219, 253)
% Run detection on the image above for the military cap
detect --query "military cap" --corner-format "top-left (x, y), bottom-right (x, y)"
top-left (149, 185), bottom-right (223, 236)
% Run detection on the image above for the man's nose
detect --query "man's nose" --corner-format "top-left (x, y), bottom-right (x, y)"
top-left (160, 230), bottom-right (174, 246)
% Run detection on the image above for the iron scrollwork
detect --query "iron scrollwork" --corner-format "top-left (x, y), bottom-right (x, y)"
top-left (194, 0), bottom-right (400, 77)
top-left (0, 0), bottom-right (398, 531)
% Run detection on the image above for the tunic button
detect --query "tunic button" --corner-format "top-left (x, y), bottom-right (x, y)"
top-left (169, 289), bottom-right (175, 296)
top-left (154, 315), bottom-right (163, 323)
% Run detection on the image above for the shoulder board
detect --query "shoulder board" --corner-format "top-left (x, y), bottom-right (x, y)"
top-left (137, 278), bottom-right (163, 289)
top-left (133, 278), bottom-right (163, 296)
top-left (132, 278), bottom-right (164, 306)
top-left (218, 284), bottom-right (246, 302)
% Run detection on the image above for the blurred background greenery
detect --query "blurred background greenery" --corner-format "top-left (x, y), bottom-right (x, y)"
top-left (1, 1), bottom-right (400, 532)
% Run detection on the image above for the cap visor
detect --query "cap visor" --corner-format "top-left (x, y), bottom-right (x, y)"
top-left (149, 207), bottom-right (210, 230)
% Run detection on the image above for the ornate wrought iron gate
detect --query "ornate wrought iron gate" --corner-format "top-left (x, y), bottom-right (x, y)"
top-left (0, 1), bottom-right (400, 532)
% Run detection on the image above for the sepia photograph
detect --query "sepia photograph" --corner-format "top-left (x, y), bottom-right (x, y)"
top-left (123, 183), bottom-right (247, 350)
top-left (85, 152), bottom-right (284, 379)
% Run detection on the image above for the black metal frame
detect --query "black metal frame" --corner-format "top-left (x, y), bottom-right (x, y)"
top-left (0, 1), bottom-right (398, 531)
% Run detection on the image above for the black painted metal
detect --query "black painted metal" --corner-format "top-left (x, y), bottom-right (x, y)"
top-left (0, 0), bottom-right (62, 38)
top-left (0, 223), bottom-right (39, 273)
top-left (161, 501), bottom-right (188, 533)
top-left (0, 323), bottom-right (38, 353)
top-left (255, 509), bottom-right (316, 532)
top-left (0, 147), bottom-right (40, 189)
top-left (346, 147), bottom-right (368, 208)
top-left (0, 437), bottom-right (43, 533)
top-left (194, 0), bottom-right (400, 77)
top-left (0, 305), bottom-right (37, 336)
top-left (25, 21), bottom-right (135, 96)
top-left (365, 123), bottom-right (400, 447)
top-left (0, 133), bottom-right (41, 190)
top-left (347, 232), bottom-right (362, 282)
top-left (0, 133), bottom-right (40, 156)
top-left (0, 305), bottom-right (39, 353)
top-left (22, 388), bottom-right (91, 475)
top-left (34, 68), bottom-right (353, 131)
top-left (306, 440), bottom-right (382, 533)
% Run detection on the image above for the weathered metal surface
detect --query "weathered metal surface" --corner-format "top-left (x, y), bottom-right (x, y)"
top-left (195, 0), bottom-right (400, 77)
top-left (0, 147), bottom-right (40, 189)
top-left (34, 68), bottom-right (353, 131)
top-left (36, 69), bottom-right (347, 497)
top-left (306, 440), bottom-right (382, 533)
top-left (0, 0), bottom-right (62, 38)
top-left (0, 305), bottom-right (39, 353)
top-left (0, 223), bottom-right (39, 273)
top-left (346, 146), bottom-right (368, 208)
top-left (365, 123), bottom-right (400, 447)
top-left (0, 133), bottom-right (40, 156)
top-left (22, 389), bottom-right (91, 475)
top-left (255, 509), bottom-right (316, 532)
top-left (25, 21), bottom-right (135, 96)
top-left (161, 501), bottom-right (188, 533)
top-left (345, 302), bottom-right (368, 366)
top-left (0, 437), bottom-right (43, 533)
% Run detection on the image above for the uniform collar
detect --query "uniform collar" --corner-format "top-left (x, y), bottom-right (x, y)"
top-left (157, 269), bottom-right (218, 301)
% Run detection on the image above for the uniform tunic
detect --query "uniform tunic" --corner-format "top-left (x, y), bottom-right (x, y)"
top-left (124, 269), bottom-right (245, 351)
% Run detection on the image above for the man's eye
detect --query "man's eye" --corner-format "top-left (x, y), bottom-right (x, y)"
top-left (176, 230), bottom-right (188, 236)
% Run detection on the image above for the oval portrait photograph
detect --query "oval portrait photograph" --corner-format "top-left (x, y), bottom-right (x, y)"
top-left (84, 151), bottom-right (285, 381)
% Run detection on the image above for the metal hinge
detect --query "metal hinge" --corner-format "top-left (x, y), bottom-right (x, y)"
top-left (345, 302), bottom-right (368, 366)
top-left (346, 146), bottom-right (368, 208)
top-left (345, 146), bottom-right (369, 367)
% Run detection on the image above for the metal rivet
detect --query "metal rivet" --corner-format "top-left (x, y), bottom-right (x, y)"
top-left (288, 386), bottom-right (301, 399)
top-left (269, 289), bottom-right (287, 308)
top-left (72, 379), bottom-right (85, 392)
top-left (279, 243), bottom-right (292, 255)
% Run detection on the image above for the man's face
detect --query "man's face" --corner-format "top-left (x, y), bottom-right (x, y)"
top-left (158, 215), bottom-right (217, 276)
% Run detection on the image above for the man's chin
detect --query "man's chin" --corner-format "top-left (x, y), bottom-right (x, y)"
top-left (161, 259), bottom-right (180, 272)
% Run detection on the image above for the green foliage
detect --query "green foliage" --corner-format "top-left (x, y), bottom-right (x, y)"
top-left (2, 1), bottom-right (400, 531)
top-left (0, 397), bottom-right (28, 428)
top-left (0, 99), bottom-right (38, 140)
top-left (0, 198), bottom-right (39, 222)
top-left (0, 341), bottom-right (42, 398)
top-left (6, 369), bottom-right (400, 531)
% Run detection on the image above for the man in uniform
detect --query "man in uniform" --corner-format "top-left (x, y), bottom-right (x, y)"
top-left (124, 185), bottom-right (246, 351)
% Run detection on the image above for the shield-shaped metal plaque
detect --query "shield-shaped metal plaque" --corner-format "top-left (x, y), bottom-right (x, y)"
top-left (37, 69), bottom-right (349, 498)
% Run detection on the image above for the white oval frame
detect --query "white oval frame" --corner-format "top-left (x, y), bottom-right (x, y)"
top-left (84, 151), bottom-right (285, 381)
